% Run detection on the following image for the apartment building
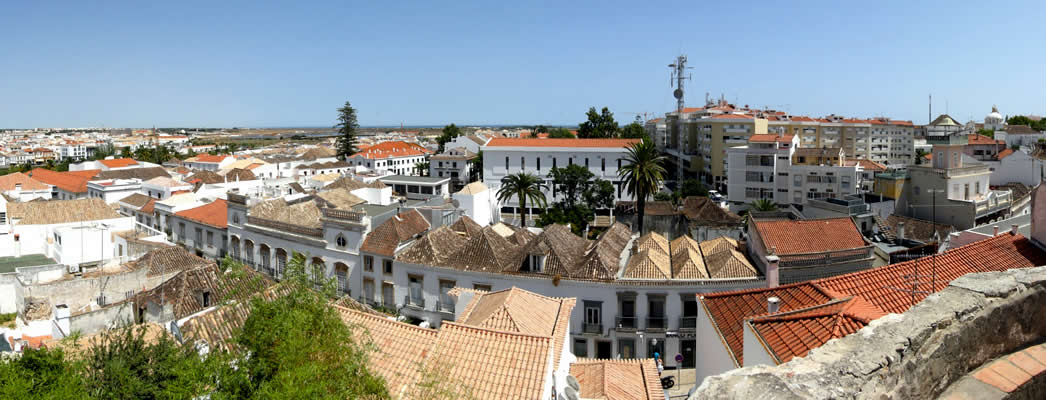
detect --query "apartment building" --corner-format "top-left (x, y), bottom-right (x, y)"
top-left (345, 141), bottom-right (432, 176)
top-left (429, 147), bottom-right (475, 192)
top-left (725, 134), bottom-right (862, 206)
top-left (170, 199), bottom-right (229, 259)
top-left (482, 138), bottom-right (639, 224)
top-left (658, 101), bottom-right (914, 188)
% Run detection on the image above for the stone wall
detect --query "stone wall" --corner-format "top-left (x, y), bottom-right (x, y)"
top-left (692, 266), bottom-right (1046, 399)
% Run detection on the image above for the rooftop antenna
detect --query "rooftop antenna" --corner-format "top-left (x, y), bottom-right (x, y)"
top-left (668, 55), bottom-right (692, 112)
top-left (929, 94), bottom-right (932, 124)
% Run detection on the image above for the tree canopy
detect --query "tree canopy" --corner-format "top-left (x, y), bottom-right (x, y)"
top-left (436, 123), bottom-right (462, 153)
top-left (547, 127), bottom-right (575, 138)
top-left (1007, 115), bottom-right (1046, 131)
top-left (334, 101), bottom-right (360, 159)
top-left (537, 164), bottom-right (615, 235)
top-left (577, 107), bottom-right (620, 139)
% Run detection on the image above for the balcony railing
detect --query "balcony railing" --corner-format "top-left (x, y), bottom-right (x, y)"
top-left (615, 316), bottom-right (638, 331)
top-left (321, 207), bottom-right (365, 223)
top-left (646, 317), bottom-right (667, 331)
top-left (582, 322), bottom-right (603, 335)
top-left (679, 316), bottom-right (697, 331)
top-left (436, 301), bottom-right (455, 314)
top-left (404, 295), bottom-right (425, 309)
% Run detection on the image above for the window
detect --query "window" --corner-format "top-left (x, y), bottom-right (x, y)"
top-left (336, 234), bottom-right (347, 248)
top-left (568, 157), bottom-right (573, 166)
top-left (505, 156), bottom-right (509, 170)
top-left (793, 175), bottom-right (802, 187)
top-left (439, 280), bottom-right (455, 311)
top-left (573, 338), bottom-right (588, 358)
top-left (179, 222), bottom-right (186, 238)
top-left (584, 301), bottom-right (602, 327)
top-left (618, 159), bottom-right (622, 170)
top-left (553, 158), bottom-right (557, 169)
top-left (536, 157), bottom-right (540, 171)
top-left (363, 255), bottom-right (374, 272)
top-left (202, 291), bottom-right (211, 307)
top-left (363, 278), bottom-right (375, 302)
top-left (584, 158), bottom-right (589, 168)
top-left (976, 181), bottom-right (981, 194)
top-left (473, 283), bottom-right (492, 292)
top-left (195, 228), bottom-right (202, 244)
top-left (408, 275), bottom-right (423, 306)
top-left (383, 259), bottom-right (393, 274)
top-left (206, 231), bottom-right (214, 246)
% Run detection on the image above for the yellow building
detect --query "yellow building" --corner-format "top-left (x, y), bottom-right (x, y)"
top-left (871, 171), bottom-right (908, 199)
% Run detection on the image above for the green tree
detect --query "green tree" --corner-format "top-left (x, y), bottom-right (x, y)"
top-left (584, 179), bottom-right (615, 210)
top-left (436, 123), bottom-right (462, 153)
top-left (680, 179), bottom-right (709, 198)
top-left (547, 128), bottom-right (575, 138)
top-left (620, 117), bottom-right (649, 142)
top-left (619, 140), bottom-right (666, 233)
top-left (534, 125), bottom-right (549, 134)
top-left (577, 107), bottom-right (619, 139)
top-left (334, 101), bottom-right (360, 159)
top-left (496, 173), bottom-right (547, 227)
top-left (547, 164), bottom-right (595, 206)
top-left (976, 128), bottom-right (995, 138)
top-left (750, 198), bottom-right (778, 212)
top-left (92, 143), bottom-right (116, 160)
top-left (220, 253), bottom-right (388, 398)
top-left (119, 148), bottom-right (131, 158)
top-left (414, 161), bottom-right (430, 176)
top-left (0, 347), bottom-right (88, 400)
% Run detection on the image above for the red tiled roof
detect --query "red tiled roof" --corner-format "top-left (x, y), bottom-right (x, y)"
top-left (349, 141), bottom-right (432, 160)
top-left (997, 148), bottom-right (1015, 160)
top-left (843, 159), bottom-right (888, 171)
top-left (174, 199), bottom-right (228, 229)
top-left (701, 232), bottom-right (1046, 366)
top-left (140, 198), bottom-right (157, 214)
top-left (680, 107), bottom-right (704, 113)
top-left (485, 138), bottom-right (640, 148)
top-left (28, 168), bottom-right (100, 193)
top-left (747, 296), bottom-right (886, 363)
top-left (748, 134), bottom-right (795, 143)
top-left (968, 134), bottom-right (1005, 146)
top-left (359, 210), bottom-right (431, 256)
top-left (753, 218), bottom-right (867, 255)
top-left (0, 172), bottom-right (50, 191)
top-left (708, 114), bottom-right (753, 120)
top-left (189, 154), bottom-right (231, 163)
top-left (98, 158), bottom-right (139, 168)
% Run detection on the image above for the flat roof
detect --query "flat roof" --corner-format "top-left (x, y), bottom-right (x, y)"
top-left (378, 175), bottom-right (450, 185)
top-left (969, 213), bottom-right (1031, 237)
top-left (0, 254), bottom-right (58, 274)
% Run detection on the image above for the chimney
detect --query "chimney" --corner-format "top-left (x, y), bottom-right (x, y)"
top-left (766, 255), bottom-right (780, 288)
top-left (896, 222), bottom-right (905, 241)
top-left (1012, 224), bottom-right (1019, 235)
top-left (767, 297), bottom-right (780, 314)
top-left (993, 225), bottom-right (999, 236)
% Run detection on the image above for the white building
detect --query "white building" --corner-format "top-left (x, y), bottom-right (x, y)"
top-left (86, 179), bottom-right (142, 204)
top-left (170, 199), bottom-right (228, 259)
top-left (183, 154), bottom-right (236, 171)
top-left (0, 173), bottom-right (52, 202)
top-left (0, 198), bottom-right (136, 270)
top-left (726, 134), bottom-right (861, 206)
top-left (452, 182), bottom-right (496, 226)
top-left (141, 176), bottom-right (193, 200)
top-left (482, 138), bottom-right (640, 222)
top-left (345, 141), bottom-right (432, 176)
top-left (430, 147), bottom-right (475, 192)
top-left (378, 175), bottom-right (450, 201)
top-left (988, 149), bottom-right (1046, 186)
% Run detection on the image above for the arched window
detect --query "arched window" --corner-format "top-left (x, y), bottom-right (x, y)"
top-left (336, 234), bottom-right (347, 248)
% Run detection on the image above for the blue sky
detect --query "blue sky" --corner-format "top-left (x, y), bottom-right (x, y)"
top-left (2, 1), bottom-right (1043, 128)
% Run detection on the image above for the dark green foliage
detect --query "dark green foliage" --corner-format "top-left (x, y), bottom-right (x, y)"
top-left (537, 165), bottom-right (615, 234)
top-left (750, 198), bottom-right (778, 211)
top-left (335, 101), bottom-right (360, 159)
top-left (496, 173), bottom-right (547, 227)
top-left (619, 140), bottom-right (666, 233)
top-left (620, 118), bottom-right (649, 142)
top-left (547, 127), bottom-right (575, 138)
top-left (975, 128), bottom-right (995, 138)
top-left (0, 347), bottom-right (87, 399)
top-left (1007, 115), bottom-right (1046, 131)
top-left (436, 123), bottom-right (462, 153)
top-left (577, 107), bottom-right (619, 139)
top-left (680, 179), bottom-right (708, 198)
top-left (468, 150), bottom-right (483, 182)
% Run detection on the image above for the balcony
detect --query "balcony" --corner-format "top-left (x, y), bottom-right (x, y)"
top-left (582, 322), bottom-right (603, 335)
top-left (679, 316), bottom-right (697, 331)
top-left (404, 295), bottom-right (425, 309)
top-left (615, 316), bottom-right (638, 332)
top-left (436, 301), bottom-right (455, 314)
top-left (646, 317), bottom-right (667, 331)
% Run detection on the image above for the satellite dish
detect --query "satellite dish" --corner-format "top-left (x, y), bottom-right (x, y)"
top-left (566, 376), bottom-right (580, 391)
top-left (451, 198), bottom-right (461, 208)
top-left (561, 386), bottom-right (580, 400)
top-left (673, 88), bottom-right (684, 100)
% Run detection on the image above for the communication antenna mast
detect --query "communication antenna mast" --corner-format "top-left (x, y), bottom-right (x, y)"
top-left (668, 55), bottom-right (692, 112)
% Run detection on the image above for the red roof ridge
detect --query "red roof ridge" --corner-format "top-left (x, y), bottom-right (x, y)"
top-left (438, 321), bottom-right (558, 341)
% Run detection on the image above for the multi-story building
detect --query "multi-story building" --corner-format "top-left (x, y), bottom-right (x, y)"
top-left (345, 141), bottom-right (432, 176)
top-left (899, 133), bottom-right (1011, 230)
top-left (170, 199), bottom-right (229, 259)
top-left (644, 118), bottom-right (668, 148)
top-left (659, 101), bottom-right (914, 188)
top-left (725, 134), bottom-right (862, 206)
top-left (429, 147), bottom-right (475, 192)
top-left (964, 134), bottom-right (1007, 161)
top-left (482, 138), bottom-right (639, 225)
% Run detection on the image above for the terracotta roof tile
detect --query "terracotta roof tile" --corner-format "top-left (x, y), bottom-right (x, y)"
top-left (0, 172), bottom-right (50, 191)
top-left (96, 167), bottom-right (170, 181)
top-left (748, 296), bottom-right (887, 363)
top-left (28, 168), bottom-right (99, 193)
top-left (570, 358), bottom-right (665, 400)
top-left (748, 134), bottom-right (795, 143)
top-left (349, 141), bottom-right (432, 160)
top-left (98, 158), bottom-right (139, 168)
top-left (997, 148), bottom-right (1015, 160)
top-left (359, 209), bottom-right (430, 256)
top-left (395, 226), bottom-right (468, 266)
top-left (336, 306), bottom-right (438, 397)
top-left (702, 232), bottom-right (1046, 366)
top-left (7, 198), bottom-right (120, 224)
top-left (635, 232), bottom-right (670, 256)
top-left (118, 193), bottom-right (153, 208)
top-left (128, 246), bottom-right (214, 277)
top-left (485, 138), bottom-right (640, 148)
top-left (449, 215), bottom-right (484, 237)
top-left (623, 249), bottom-right (672, 279)
top-left (174, 199), bottom-right (228, 229)
top-left (188, 154), bottom-right (232, 163)
top-left (753, 217), bottom-right (867, 255)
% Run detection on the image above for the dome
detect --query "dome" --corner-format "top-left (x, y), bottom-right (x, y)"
top-left (986, 105), bottom-right (1003, 123)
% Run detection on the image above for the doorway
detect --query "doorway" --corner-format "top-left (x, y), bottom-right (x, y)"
top-left (596, 341), bottom-right (612, 359)
top-left (681, 339), bottom-right (696, 368)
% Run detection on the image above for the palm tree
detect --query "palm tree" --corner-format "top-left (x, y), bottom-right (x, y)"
top-left (414, 161), bottom-right (430, 176)
top-left (618, 140), bottom-right (666, 234)
top-left (496, 173), bottom-right (547, 227)
top-left (750, 198), bottom-right (778, 212)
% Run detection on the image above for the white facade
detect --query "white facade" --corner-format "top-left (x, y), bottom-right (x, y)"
top-left (481, 139), bottom-right (638, 209)
top-left (452, 183), bottom-right (496, 226)
top-left (86, 179), bottom-right (143, 204)
top-left (0, 216), bottom-right (135, 269)
top-left (170, 215), bottom-right (226, 260)
top-left (988, 150), bottom-right (1046, 186)
top-left (346, 154), bottom-right (428, 176)
top-left (726, 136), bottom-right (861, 206)
top-left (141, 179), bottom-right (193, 200)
